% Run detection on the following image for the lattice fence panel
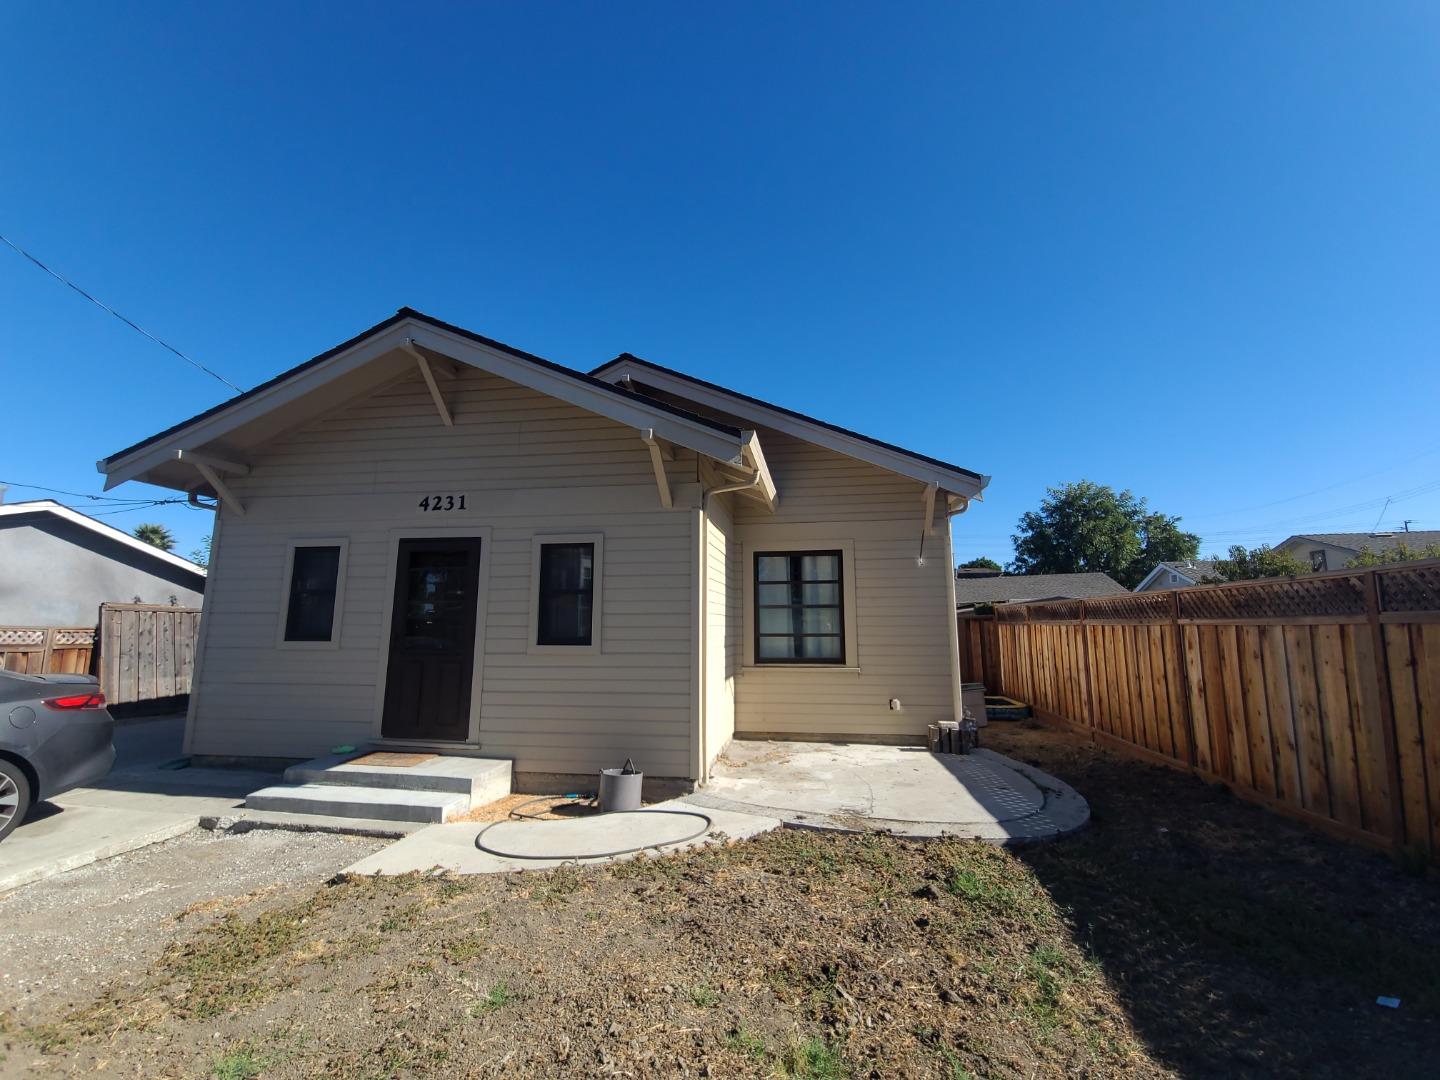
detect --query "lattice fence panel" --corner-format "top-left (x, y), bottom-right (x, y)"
top-left (1024, 598), bottom-right (1084, 623)
top-left (0, 628), bottom-right (46, 647)
top-left (1378, 563), bottom-right (1440, 614)
top-left (1179, 574), bottom-right (1367, 620)
top-left (1083, 592), bottom-right (1172, 623)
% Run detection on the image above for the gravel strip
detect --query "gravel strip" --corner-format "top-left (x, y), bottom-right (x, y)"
top-left (0, 827), bottom-right (387, 1026)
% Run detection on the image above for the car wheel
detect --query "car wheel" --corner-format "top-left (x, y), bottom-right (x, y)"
top-left (0, 759), bottom-right (31, 842)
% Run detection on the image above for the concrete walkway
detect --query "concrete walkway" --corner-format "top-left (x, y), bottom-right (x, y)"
top-left (686, 740), bottom-right (1089, 842)
top-left (0, 716), bottom-right (279, 895)
top-left (342, 739), bottom-right (1088, 877)
top-left (342, 800), bottom-right (780, 876)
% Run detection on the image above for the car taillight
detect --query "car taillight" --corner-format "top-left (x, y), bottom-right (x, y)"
top-left (42, 692), bottom-right (106, 710)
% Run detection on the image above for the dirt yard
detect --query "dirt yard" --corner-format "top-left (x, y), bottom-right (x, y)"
top-left (3, 724), bottom-right (1438, 1079)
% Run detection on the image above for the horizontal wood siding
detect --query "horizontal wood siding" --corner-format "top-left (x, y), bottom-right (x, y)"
top-left (733, 430), bottom-right (957, 740)
top-left (190, 366), bottom-right (696, 776)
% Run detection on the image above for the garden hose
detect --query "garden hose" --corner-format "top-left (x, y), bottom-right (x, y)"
top-left (473, 796), bottom-right (713, 861)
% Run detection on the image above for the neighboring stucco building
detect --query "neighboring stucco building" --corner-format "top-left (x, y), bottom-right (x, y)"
top-left (98, 309), bottom-right (989, 786)
top-left (1276, 531), bottom-right (1440, 572)
top-left (1134, 560), bottom-right (1219, 592)
top-left (0, 500), bottom-right (206, 625)
top-left (953, 570), bottom-right (1127, 611)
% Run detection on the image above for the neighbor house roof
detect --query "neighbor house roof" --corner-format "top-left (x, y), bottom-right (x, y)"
top-left (590, 353), bottom-right (988, 498)
top-left (953, 571), bottom-right (1127, 607)
top-left (1133, 559), bottom-right (1219, 591)
top-left (1280, 531), bottom-right (1440, 555)
top-left (0, 500), bottom-right (207, 577)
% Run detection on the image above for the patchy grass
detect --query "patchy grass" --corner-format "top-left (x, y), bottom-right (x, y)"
top-left (209, 1042), bottom-right (270, 1080)
top-left (9, 725), bottom-right (1440, 1079)
top-left (779, 1035), bottom-right (849, 1078)
top-left (688, 982), bottom-right (720, 1008)
top-left (469, 981), bottom-right (517, 1016)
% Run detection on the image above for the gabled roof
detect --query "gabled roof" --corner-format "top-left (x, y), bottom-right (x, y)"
top-left (100, 309), bottom-right (752, 493)
top-left (591, 353), bottom-right (988, 497)
top-left (1133, 560), bottom-right (1219, 591)
top-left (1280, 531), bottom-right (1440, 555)
top-left (0, 500), bottom-right (206, 577)
top-left (953, 571), bottom-right (1126, 606)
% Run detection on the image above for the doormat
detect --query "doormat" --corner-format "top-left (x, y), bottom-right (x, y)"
top-left (348, 751), bottom-right (437, 768)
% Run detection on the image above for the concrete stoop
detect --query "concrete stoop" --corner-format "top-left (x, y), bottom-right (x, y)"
top-left (243, 751), bottom-right (511, 825)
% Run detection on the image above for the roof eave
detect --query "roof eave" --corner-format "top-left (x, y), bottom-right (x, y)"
top-left (100, 313), bottom-right (749, 493)
top-left (593, 354), bottom-right (988, 497)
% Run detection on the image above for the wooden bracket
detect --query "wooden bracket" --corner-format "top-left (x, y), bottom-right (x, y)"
top-left (175, 449), bottom-right (250, 476)
top-left (640, 429), bottom-right (673, 509)
top-left (401, 339), bottom-right (453, 426)
top-left (192, 460), bottom-right (245, 517)
top-left (921, 483), bottom-right (938, 536)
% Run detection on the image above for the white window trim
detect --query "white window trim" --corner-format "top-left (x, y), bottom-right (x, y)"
top-left (741, 537), bottom-right (859, 672)
top-left (276, 538), bottom-right (349, 650)
top-left (528, 532), bottom-right (604, 656)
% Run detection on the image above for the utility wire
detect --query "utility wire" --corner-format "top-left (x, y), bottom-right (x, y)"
top-left (0, 232), bottom-right (243, 393)
top-left (0, 479), bottom-right (171, 505)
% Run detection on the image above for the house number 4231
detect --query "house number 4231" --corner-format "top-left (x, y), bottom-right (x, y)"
top-left (418, 494), bottom-right (467, 512)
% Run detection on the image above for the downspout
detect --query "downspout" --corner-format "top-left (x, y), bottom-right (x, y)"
top-left (944, 494), bottom-right (973, 728)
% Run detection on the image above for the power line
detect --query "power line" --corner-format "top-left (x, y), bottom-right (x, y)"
top-left (0, 232), bottom-right (243, 393)
top-left (0, 479), bottom-right (172, 505)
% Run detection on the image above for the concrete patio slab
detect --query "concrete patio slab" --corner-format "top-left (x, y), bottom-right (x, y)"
top-left (686, 740), bottom-right (1088, 842)
top-left (341, 800), bottom-right (780, 876)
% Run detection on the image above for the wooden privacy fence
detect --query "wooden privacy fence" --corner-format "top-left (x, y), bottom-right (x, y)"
top-left (964, 561), bottom-right (1440, 858)
top-left (99, 603), bottom-right (203, 705)
top-left (0, 626), bottom-right (97, 675)
top-left (956, 612), bottom-right (1003, 690)
top-left (0, 604), bottom-right (202, 705)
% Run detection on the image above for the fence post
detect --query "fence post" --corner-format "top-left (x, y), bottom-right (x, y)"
top-left (1170, 589), bottom-right (1197, 766)
top-left (1079, 600), bottom-right (1096, 728)
top-left (1364, 568), bottom-right (1407, 848)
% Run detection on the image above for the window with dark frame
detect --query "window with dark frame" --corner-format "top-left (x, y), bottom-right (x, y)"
top-left (536, 542), bottom-right (595, 646)
top-left (284, 545), bottom-right (342, 642)
top-left (754, 550), bottom-right (844, 663)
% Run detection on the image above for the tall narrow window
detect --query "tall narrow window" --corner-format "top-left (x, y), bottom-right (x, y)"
top-left (284, 545), bottom-right (342, 642)
top-left (536, 542), bottom-right (595, 646)
top-left (754, 550), bottom-right (844, 663)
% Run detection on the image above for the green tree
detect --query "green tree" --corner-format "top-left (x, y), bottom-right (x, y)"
top-left (1205, 544), bottom-right (1310, 582)
top-left (958, 556), bottom-right (1002, 572)
top-left (189, 534), bottom-right (213, 568)
top-left (133, 523), bottom-right (176, 552)
top-left (1008, 481), bottom-right (1199, 588)
top-left (1346, 542), bottom-right (1440, 568)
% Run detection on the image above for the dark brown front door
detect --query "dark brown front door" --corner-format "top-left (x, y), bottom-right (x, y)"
top-left (381, 538), bottom-right (483, 742)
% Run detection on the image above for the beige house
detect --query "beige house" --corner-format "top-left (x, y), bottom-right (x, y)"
top-left (99, 309), bottom-right (988, 787)
top-left (1276, 531), bottom-right (1440, 573)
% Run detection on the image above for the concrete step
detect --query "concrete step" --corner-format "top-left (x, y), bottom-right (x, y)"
top-left (282, 753), bottom-right (512, 803)
top-left (245, 783), bottom-right (468, 824)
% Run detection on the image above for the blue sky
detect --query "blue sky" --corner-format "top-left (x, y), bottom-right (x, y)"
top-left (3, 2), bottom-right (1437, 566)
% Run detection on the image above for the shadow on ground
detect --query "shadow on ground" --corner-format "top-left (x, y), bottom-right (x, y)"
top-left (987, 722), bottom-right (1440, 1080)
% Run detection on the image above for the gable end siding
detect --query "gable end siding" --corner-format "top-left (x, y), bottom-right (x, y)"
top-left (187, 366), bottom-right (698, 777)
